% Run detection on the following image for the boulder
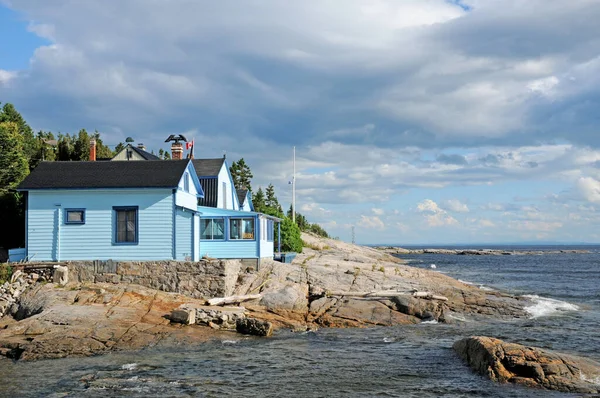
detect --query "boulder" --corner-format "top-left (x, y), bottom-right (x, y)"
top-left (236, 318), bottom-right (273, 337)
top-left (453, 336), bottom-right (600, 394)
top-left (53, 266), bottom-right (69, 286)
top-left (170, 308), bottom-right (196, 325)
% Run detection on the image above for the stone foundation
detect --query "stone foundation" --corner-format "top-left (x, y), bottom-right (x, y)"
top-left (66, 259), bottom-right (242, 298)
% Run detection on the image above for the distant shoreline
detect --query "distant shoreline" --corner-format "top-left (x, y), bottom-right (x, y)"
top-left (376, 247), bottom-right (592, 256)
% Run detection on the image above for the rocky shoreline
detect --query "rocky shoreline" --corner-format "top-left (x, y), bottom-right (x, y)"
top-left (0, 233), bottom-right (596, 393)
top-left (376, 247), bottom-right (591, 256)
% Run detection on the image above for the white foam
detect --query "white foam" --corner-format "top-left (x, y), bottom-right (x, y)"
top-left (121, 363), bottom-right (138, 371)
top-left (479, 285), bottom-right (494, 291)
top-left (458, 279), bottom-right (474, 285)
top-left (221, 340), bottom-right (238, 345)
top-left (383, 337), bottom-right (395, 343)
top-left (430, 264), bottom-right (436, 269)
top-left (523, 295), bottom-right (579, 318)
top-left (420, 319), bottom-right (438, 324)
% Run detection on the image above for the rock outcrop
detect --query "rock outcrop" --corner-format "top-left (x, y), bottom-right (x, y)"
top-left (236, 318), bottom-right (273, 337)
top-left (453, 336), bottom-right (600, 393)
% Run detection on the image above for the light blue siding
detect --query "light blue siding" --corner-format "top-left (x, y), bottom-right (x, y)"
top-left (200, 240), bottom-right (258, 259)
top-left (175, 162), bottom-right (203, 210)
top-left (198, 206), bottom-right (261, 259)
top-left (175, 208), bottom-right (193, 260)
top-left (27, 189), bottom-right (174, 261)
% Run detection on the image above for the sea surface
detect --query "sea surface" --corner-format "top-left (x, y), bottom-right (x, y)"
top-left (1, 246), bottom-right (599, 397)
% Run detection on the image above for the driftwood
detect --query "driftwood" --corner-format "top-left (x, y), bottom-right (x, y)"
top-left (207, 294), bottom-right (263, 306)
top-left (326, 290), bottom-right (448, 301)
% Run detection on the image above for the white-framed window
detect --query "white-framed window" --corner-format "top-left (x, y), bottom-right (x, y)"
top-left (230, 218), bottom-right (255, 240)
top-left (184, 172), bottom-right (190, 192)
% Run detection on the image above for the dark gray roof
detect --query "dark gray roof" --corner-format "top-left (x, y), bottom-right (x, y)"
top-left (17, 160), bottom-right (190, 190)
top-left (131, 145), bottom-right (160, 160)
top-left (236, 189), bottom-right (248, 206)
top-left (192, 158), bottom-right (225, 177)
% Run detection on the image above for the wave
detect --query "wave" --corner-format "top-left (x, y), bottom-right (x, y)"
top-left (121, 363), bottom-right (138, 371)
top-left (420, 319), bottom-right (438, 325)
top-left (523, 295), bottom-right (579, 318)
top-left (458, 279), bottom-right (474, 285)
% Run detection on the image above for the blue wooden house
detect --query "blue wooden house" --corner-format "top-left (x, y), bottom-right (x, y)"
top-left (16, 159), bottom-right (279, 263)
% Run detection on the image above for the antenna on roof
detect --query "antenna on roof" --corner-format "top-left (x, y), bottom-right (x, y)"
top-left (223, 150), bottom-right (226, 159)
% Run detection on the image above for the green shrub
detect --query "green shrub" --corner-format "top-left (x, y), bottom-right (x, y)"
top-left (0, 263), bottom-right (13, 284)
top-left (280, 216), bottom-right (303, 253)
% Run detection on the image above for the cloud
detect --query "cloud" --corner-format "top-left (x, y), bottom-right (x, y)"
top-left (417, 199), bottom-right (459, 227)
top-left (578, 177), bottom-right (600, 203)
top-left (357, 215), bottom-right (385, 230)
top-left (443, 199), bottom-right (469, 213)
top-left (436, 154), bottom-right (468, 165)
top-left (0, 70), bottom-right (16, 86)
top-left (371, 208), bottom-right (385, 216)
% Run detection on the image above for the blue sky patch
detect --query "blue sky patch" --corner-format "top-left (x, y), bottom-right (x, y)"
top-left (0, 5), bottom-right (49, 70)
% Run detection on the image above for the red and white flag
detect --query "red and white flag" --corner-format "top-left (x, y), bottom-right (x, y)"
top-left (185, 140), bottom-right (194, 150)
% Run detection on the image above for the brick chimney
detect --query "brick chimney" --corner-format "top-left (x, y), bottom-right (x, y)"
top-left (137, 143), bottom-right (146, 151)
top-left (90, 139), bottom-right (96, 161)
top-left (171, 142), bottom-right (183, 160)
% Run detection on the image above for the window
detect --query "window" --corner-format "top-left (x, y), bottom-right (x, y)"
top-left (267, 220), bottom-right (274, 241)
top-left (230, 218), bottom-right (255, 240)
top-left (114, 206), bottom-right (138, 244)
top-left (222, 182), bottom-right (227, 208)
top-left (184, 172), bottom-right (189, 192)
top-left (65, 209), bottom-right (85, 224)
top-left (200, 218), bottom-right (225, 240)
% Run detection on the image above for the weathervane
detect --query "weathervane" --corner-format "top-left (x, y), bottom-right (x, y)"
top-left (164, 134), bottom-right (188, 144)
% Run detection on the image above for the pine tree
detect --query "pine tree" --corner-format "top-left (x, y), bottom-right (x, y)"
top-left (93, 131), bottom-right (114, 159)
top-left (73, 129), bottom-right (91, 160)
top-left (265, 184), bottom-right (279, 209)
top-left (230, 158), bottom-right (254, 191)
top-left (253, 187), bottom-right (266, 213)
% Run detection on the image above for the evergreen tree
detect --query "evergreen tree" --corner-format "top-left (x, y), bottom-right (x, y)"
top-left (279, 217), bottom-right (303, 253)
top-left (265, 184), bottom-right (279, 209)
top-left (253, 187), bottom-right (266, 213)
top-left (73, 129), bottom-right (91, 160)
top-left (93, 131), bottom-right (114, 159)
top-left (57, 134), bottom-right (72, 161)
top-left (230, 158), bottom-right (254, 191)
top-left (114, 142), bottom-right (126, 155)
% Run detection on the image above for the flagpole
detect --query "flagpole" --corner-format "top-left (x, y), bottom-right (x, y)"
top-left (292, 146), bottom-right (296, 224)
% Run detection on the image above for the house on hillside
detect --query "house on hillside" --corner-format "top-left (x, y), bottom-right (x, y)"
top-left (16, 159), bottom-right (280, 264)
top-left (112, 143), bottom-right (160, 161)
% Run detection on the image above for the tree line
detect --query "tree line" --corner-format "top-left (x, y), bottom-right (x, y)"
top-left (229, 158), bottom-right (330, 253)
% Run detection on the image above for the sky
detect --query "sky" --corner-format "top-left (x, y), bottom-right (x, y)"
top-left (1, 0), bottom-right (600, 245)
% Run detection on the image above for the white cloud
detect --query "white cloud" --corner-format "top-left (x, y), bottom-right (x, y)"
top-left (417, 199), bottom-right (459, 227)
top-left (578, 177), bottom-right (600, 203)
top-left (372, 208), bottom-right (385, 215)
top-left (443, 199), bottom-right (470, 213)
top-left (0, 70), bottom-right (16, 86)
top-left (357, 215), bottom-right (385, 230)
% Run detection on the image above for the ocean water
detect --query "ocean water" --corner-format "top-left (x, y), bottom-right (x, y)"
top-left (0, 246), bottom-right (599, 397)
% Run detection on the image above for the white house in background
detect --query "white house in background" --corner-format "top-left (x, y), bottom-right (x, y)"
top-left (112, 143), bottom-right (160, 161)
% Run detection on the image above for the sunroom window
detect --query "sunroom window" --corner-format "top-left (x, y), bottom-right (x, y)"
top-left (200, 218), bottom-right (225, 240)
top-left (230, 218), bottom-right (255, 240)
top-left (65, 209), bottom-right (85, 224)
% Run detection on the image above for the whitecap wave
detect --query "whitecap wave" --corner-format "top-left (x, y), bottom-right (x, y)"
top-left (383, 337), bottom-right (395, 343)
top-left (221, 340), bottom-right (238, 345)
top-left (121, 363), bottom-right (138, 371)
top-left (479, 285), bottom-right (494, 291)
top-left (458, 279), bottom-right (474, 285)
top-left (523, 295), bottom-right (579, 318)
top-left (420, 319), bottom-right (438, 324)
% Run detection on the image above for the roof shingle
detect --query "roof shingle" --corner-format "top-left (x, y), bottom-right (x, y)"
top-left (17, 160), bottom-right (190, 190)
top-left (192, 158), bottom-right (225, 177)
